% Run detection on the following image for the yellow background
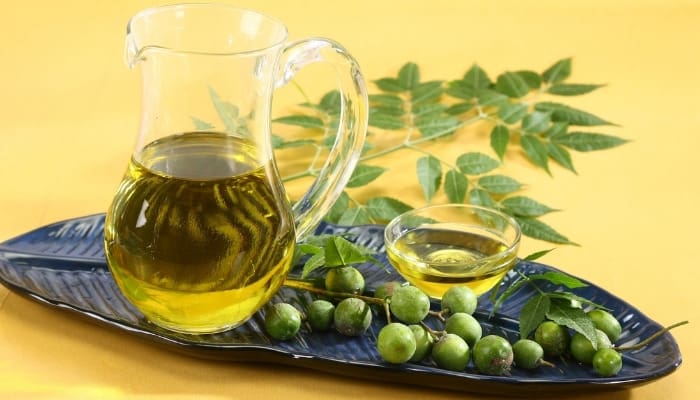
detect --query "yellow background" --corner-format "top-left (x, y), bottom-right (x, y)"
top-left (1, 0), bottom-right (698, 399)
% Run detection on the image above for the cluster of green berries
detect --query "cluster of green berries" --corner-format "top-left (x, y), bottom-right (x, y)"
top-left (532, 309), bottom-right (624, 377)
top-left (264, 265), bottom-right (626, 378)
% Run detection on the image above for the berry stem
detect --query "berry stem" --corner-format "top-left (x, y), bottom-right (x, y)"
top-left (614, 320), bottom-right (688, 352)
top-left (283, 277), bottom-right (386, 306)
top-left (419, 321), bottom-right (445, 341)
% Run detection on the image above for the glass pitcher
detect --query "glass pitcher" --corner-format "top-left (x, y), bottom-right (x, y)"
top-left (104, 4), bottom-right (367, 334)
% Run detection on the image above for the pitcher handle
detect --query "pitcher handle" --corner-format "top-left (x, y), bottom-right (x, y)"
top-left (275, 38), bottom-right (368, 241)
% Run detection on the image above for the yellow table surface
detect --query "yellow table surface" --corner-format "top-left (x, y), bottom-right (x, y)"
top-left (1, 0), bottom-right (698, 398)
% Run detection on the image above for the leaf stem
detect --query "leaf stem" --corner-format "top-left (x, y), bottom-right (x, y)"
top-left (614, 320), bottom-right (689, 352)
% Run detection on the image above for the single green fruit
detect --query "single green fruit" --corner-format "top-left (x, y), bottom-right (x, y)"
top-left (441, 285), bottom-right (477, 315)
top-left (390, 285), bottom-right (430, 324)
top-left (472, 335), bottom-right (513, 376)
top-left (334, 297), bottom-right (372, 336)
top-left (325, 266), bottom-right (365, 294)
top-left (264, 303), bottom-right (302, 340)
top-left (512, 339), bottom-right (546, 370)
top-left (534, 321), bottom-right (570, 357)
top-left (377, 323), bottom-right (417, 364)
top-left (588, 309), bottom-right (622, 343)
top-left (409, 324), bottom-right (435, 362)
top-left (445, 312), bottom-right (482, 347)
top-left (431, 333), bottom-right (470, 371)
top-left (307, 299), bottom-right (335, 331)
top-left (592, 348), bottom-right (623, 377)
top-left (374, 281), bottom-right (402, 300)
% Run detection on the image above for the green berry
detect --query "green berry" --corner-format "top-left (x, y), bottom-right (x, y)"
top-left (441, 285), bottom-right (477, 315)
top-left (444, 312), bottom-right (482, 347)
top-left (512, 339), bottom-right (546, 370)
top-left (431, 333), bottom-right (470, 371)
top-left (264, 303), bottom-right (302, 340)
top-left (377, 323), bottom-right (417, 364)
top-left (592, 348), bottom-right (623, 377)
top-left (588, 309), bottom-right (622, 343)
top-left (408, 324), bottom-right (434, 362)
top-left (570, 329), bottom-right (613, 364)
top-left (374, 281), bottom-right (402, 300)
top-left (390, 285), bottom-right (430, 324)
top-left (473, 335), bottom-right (513, 376)
top-left (334, 297), bottom-right (372, 336)
top-left (325, 266), bottom-right (365, 294)
top-left (534, 321), bottom-right (570, 357)
top-left (307, 299), bottom-right (335, 331)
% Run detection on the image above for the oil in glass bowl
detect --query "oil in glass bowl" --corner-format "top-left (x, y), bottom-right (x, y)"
top-left (384, 205), bottom-right (521, 298)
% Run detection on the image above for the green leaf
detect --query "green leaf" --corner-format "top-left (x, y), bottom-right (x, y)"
top-left (374, 78), bottom-right (405, 92)
top-left (271, 134), bottom-right (284, 149)
top-left (209, 87), bottom-right (240, 134)
top-left (515, 70), bottom-right (542, 89)
top-left (445, 169), bottom-right (468, 203)
top-left (552, 132), bottom-right (628, 152)
top-left (445, 102), bottom-right (474, 115)
top-left (478, 174), bottom-right (522, 194)
top-left (546, 298), bottom-right (598, 348)
top-left (490, 125), bottom-right (510, 161)
top-left (445, 80), bottom-right (477, 100)
top-left (369, 94), bottom-right (404, 111)
top-left (547, 292), bottom-right (609, 310)
top-left (476, 89), bottom-right (509, 106)
top-left (495, 72), bottom-right (531, 98)
top-left (497, 103), bottom-right (528, 124)
top-left (273, 115), bottom-right (325, 129)
top-left (346, 164), bottom-right (386, 188)
top-left (319, 90), bottom-right (341, 115)
top-left (412, 103), bottom-right (448, 118)
top-left (417, 156), bottom-right (442, 202)
top-left (544, 121), bottom-right (569, 138)
top-left (515, 216), bottom-right (576, 245)
top-left (463, 64), bottom-right (492, 89)
top-left (501, 196), bottom-right (557, 217)
top-left (528, 271), bottom-right (588, 289)
top-left (522, 248), bottom-right (555, 261)
top-left (542, 58), bottom-right (572, 84)
top-left (521, 111), bottom-right (551, 133)
top-left (398, 62), bottom-right (420, 90)
top-left (301, 252), bottom-right (326, 278)
top-left (274, 138), bottom-right (317, 149)
top-left (520, 135), bottom-right (550, 173)
top-left (324, 236), bottom-right (371, 267)
top-left (547, 83), bottom-right (605, 96)
top-left (337, 207), bottom-right (371, 225)
top-left (456, 152), bottom-right (500, 175)
top-left (191, 117), bottom-right (214, 130)
top-left (368, 111), bottom-right (405, 130)
top-left (469, 188), bottom-right (496, 208)
top-left (519, 294), bottom-right (551, 339)
top-left (547, 142), bottom-right (577, 173)
top-left (535, 102), bottom-right (614, 126)
top-left (366, 197), bottom-right (413, 221)
top-left (412, 80), bottom-right (444, 104)
top-left (326, 191), bottom-right (350, 223)
top-left (416, 116), bottom-right (460, 137)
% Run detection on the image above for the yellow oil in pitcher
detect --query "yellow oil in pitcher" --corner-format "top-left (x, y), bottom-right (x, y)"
top-left (104, 132), bottom-right (295, 333)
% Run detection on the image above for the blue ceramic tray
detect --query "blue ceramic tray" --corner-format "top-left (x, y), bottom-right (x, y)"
top-left (0, 214), bottom-right (682, 396)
